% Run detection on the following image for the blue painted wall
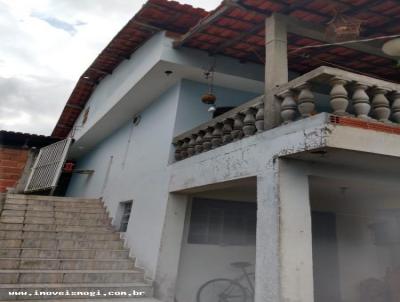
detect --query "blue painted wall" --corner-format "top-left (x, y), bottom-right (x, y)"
top-left (174, 80), bottom-right (259, 136)
top-left (66, 79), bottom-right (258, 278)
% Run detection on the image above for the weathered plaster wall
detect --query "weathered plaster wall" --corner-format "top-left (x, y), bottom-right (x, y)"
top-left (166, 115), bottom-right (400, 302)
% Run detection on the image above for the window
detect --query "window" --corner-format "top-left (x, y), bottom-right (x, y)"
top-left (188, 198), bottom-right (256, 245)
top-left (119, 201), bottom-right (132, 232)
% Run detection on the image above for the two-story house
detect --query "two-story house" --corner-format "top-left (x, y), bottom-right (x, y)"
top-left (15, 0), bottom-right (400, 301)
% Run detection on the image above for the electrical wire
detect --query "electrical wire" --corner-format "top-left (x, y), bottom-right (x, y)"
top-left (289, 33), bottom-right (400, 54)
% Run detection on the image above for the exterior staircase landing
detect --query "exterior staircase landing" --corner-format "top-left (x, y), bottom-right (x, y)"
top-left (0, 194), bottom-right (154, 301)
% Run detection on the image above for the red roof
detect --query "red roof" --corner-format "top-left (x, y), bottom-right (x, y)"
top-left (53, 0), bottom-right (400, 138)
top-left (52, 0), bottom-right (208, 138)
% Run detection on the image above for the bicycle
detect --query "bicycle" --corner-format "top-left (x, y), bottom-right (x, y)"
top-left (196, 261), bottom-right (255, 302)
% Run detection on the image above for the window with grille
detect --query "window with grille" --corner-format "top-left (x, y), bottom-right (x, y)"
top-left (119, 201), bottom-right (132, 232)
top-left (188, 198), bottom-right (256, 245)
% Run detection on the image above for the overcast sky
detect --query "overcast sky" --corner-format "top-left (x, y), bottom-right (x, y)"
top-left (0, 0), bottom-right (220, 136)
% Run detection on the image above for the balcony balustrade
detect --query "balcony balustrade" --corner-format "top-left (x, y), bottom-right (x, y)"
top-left (173, 66), bottom-right (400, 161)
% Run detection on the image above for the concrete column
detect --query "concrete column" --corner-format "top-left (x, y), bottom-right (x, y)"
top-left (264, 14), bottom-right (288, 129)
top-left (256, 159), bottom-right (314, 302)
top-left (255, 161), bottom-right (280, 302)
top-left (154, 193), bottom-right (188, 302)
top-left (279, 160), bottom-right (314, 302)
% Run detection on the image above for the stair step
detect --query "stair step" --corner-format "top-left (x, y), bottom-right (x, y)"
top-left (0, 259), bottom-right (135, 270)
top-left (6, 194), bottom-right (100, 203)
top-left (2, 204), bottom-right (106, 214)
top-left (0, 223), bottom-right (113, 232)
top-left (0, 248), bottom-right (130, 260)
top-left (0, 239), bottom-right (124, 249)
top-left (2, 210), bottom-right (108, 220)
top-left (4, 200), bottom-right (104, 210)
top-left (0, 270), bottom-right (144, 284)
top-left (0, 217), bottom-right (112, 227)
top-left (0, 283), bottom-right (153, 300)
top-left (4, 199), bottom-right (103, 208)
top-left (0, 231), bottom-right (120, 241)
top-left (0, 195), bottom-right (154, 299)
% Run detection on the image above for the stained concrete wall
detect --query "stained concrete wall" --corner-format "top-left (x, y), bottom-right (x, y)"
top-left (167, 114), bottom-right (400, 302)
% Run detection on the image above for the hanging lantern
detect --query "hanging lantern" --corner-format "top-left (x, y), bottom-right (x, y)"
top-left (326, 11), bottom-right (362, 42)
top-left (382, 38), bottom-right (400, 57)
top-left (201, 69), bottom-right (217, 106)
top-left (382, 38), bottom-right (400, 68)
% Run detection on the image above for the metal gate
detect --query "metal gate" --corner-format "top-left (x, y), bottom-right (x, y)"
top-left (24, 138), bottom-right (72, 193)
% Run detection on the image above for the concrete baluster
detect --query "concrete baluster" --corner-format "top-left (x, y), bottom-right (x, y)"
top-left (297, 83), bottom-right (315, 118)
top-left (391, 92), bottom-right (400, 124)
top-left (280, 90), bottom-right (297, 123)
top-left (330, 78), bottom-right (349, 116)
top-left (352, 83), bottom-right (371, 120)
top-left (242, 108), bottom-right (256, 137)
top-left (232, 113), bottom-right (244, 140)
top-left (180, 138), bottom-right (190, 159)
top-left (202, 127), bottom-right (213, 151)
top-left (211, 123), bottom-right (223, 149)
top-left (371, 87), bottom-right (391, 123)
top-left (187, 134), bottom-right (196, 157)
top-left (255, 102), bottom-right (265, 132)
top-left (194, 131), bottom-right (204, 154)
top-left (174, 141), bottom-right (183, 161)
top-left (222, 119), bottom-right (234, 144)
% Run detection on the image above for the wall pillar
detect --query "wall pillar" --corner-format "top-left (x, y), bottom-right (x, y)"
top-left (154, 193), bottom-right (188, 302)
top-left (264, 14), bottom-right (288, 129)
top-left (279, 160), bottom-right (314, 302)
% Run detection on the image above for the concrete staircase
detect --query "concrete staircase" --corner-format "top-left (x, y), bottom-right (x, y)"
top-left (0, 194), bottom-right (154, 301)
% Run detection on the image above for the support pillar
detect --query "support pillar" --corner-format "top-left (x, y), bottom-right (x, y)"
top-left (264, 13), bottom-right (289, 129)
top-left (279, 160), bottom-right (314, 302)
top-left (154, 193), bottom-right (188, 302)
top-left (256, 159), bottom-right (314, 302)
top-left (255, 160), bottom-right (280, 302)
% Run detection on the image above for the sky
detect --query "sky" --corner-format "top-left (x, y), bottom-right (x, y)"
top-left (0, 0), bottom-right (220, 136)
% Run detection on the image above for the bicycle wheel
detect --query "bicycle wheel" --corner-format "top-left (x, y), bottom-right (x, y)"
top-left (196, 278), bottom-right (247, 302)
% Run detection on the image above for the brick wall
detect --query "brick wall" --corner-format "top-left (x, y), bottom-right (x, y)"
top-left (0, 147), bottom-right (29, 193)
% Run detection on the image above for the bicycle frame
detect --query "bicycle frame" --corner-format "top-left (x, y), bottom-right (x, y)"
top-left (233, 267), bottom-right (255, 298)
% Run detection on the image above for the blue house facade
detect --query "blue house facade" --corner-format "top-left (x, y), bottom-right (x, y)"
top-left (49, 1), bottom-right (400, 302)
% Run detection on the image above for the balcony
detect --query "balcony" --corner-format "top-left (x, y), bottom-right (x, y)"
top-left (173, 66), bottom-right (400, 161)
